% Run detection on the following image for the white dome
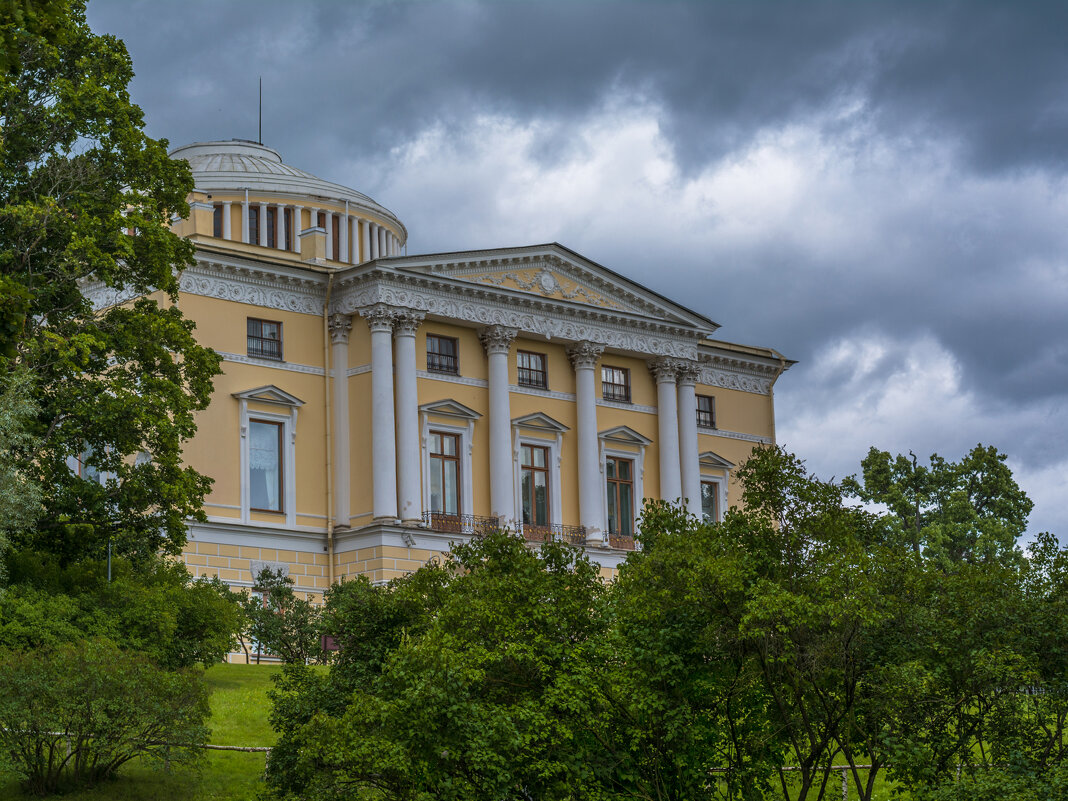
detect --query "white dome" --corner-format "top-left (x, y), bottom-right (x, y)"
top-left (170, 140), bottom-right (405, 239)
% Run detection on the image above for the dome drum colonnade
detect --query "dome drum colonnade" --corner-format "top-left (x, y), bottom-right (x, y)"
top-left (175, 140), bottom-right (405, 264)
top-left (328, 303), bottom-right (706, 545)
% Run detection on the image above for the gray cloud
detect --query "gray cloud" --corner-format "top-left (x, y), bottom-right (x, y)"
top-left (86, 0), bottom-right (1068, 536)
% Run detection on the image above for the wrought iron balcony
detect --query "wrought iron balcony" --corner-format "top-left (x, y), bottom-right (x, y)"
top-left (607, 533), bottom-right (637, 550)
top-left (520, 522), bottom-right (587, 545)
top-left (422, 511), bottom-right (501, 537)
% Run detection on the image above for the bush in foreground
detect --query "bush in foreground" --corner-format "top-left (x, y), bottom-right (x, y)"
top-left (0, 638), bottom-right (209, 795)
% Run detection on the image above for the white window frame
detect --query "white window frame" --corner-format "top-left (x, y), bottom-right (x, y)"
top-left (598, 426), bottom-right (652, 542)
top-left (419, 400), bottom-right (480, 529)
top-left (511, 413), bottom-right (568, 533)
top-left (234, 385), bottom-right (303, 528)
top-left (699, 450), bottom-right (735, 523)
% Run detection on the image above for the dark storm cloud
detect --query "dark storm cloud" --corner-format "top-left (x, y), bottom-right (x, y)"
top-left (90, 1), bottom-right (1068, 176)
top-left (84, 0), bottom-right (1068, 535)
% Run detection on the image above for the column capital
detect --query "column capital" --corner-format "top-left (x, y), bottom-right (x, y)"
top-left (566, 340), bottom-right (605, 370)
top-left (358, 303), bottom-right (401, 333)
top-left (479, 325), bottom-right (518, 355)
top-left (648, 357), bottom-right (680, 384)
top-left (392, 309), bottom-right (426, 338)
top-left (676, 359), bottom-right (701, 385)
top-left (328, 313), bottom-right (352, 344)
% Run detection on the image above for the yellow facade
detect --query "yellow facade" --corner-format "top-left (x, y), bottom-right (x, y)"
top-left (123, 140), bottom-right (792, 660)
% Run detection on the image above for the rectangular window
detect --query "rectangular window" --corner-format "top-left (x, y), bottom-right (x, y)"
top-left (520, 444), bottom-right (550, 528)
top-left (517, 350), bottom-right (547, 389)
top-left (249, 420), bottom-right (283, 513)
top-left (701, 481), bottom-right (719, 523)
top-left (331, 214), bottom-right (341, 260)
top-left (426, 334), bottom-right (458, 374)
top-left (428, 431), bottom-right (461, 516)
top-left (317, 211), bottom-right (327, 228)
top-left (283, 208), bottom-right (292, 251)
top-left (606, 457), bottom-right (634, 537)
top-left (213, 204), bottom-right (223, 237)
top-left (266, 207), bottom-right (277, 248)
top-left (601, 365), bottom-right (631, 403)
top-left (247, 318), bottom-right (283, 360)
top-left (248, 205), bottom-right (259, 244)
top-left (697, 395), bottom-right (716, 428)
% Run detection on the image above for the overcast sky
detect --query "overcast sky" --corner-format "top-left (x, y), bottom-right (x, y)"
top-left (86, 0), bottom-right (1068, 539)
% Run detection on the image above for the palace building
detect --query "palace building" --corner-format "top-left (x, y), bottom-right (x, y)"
top-left (120, 139), bottom-right (791, 610)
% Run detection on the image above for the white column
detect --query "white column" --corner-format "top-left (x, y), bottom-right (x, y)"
top-left (480, 326), bottom-right (518, 525)
top-left (292, 205), bottom-right (302, 254)
top-left (275, 205), bottom-right (285, 251)
top-left (241, 193), bottom-right (250, 243)
top-left (329, 314), bottom-right (353, 527)
top-left (361, 219), bottom-right (370, 262)
top-left (362, 304), bottom-right (399, 522)
top-left (369, 223), bottom-right (379, 259)
top-left (650, 358), bottom-right (682, 504)
top-left (394, 310), bottom-right (426, 524)
top-left (257, 202), bottom-right (267, 246)
top-left (677, 361), bottom-right (701, 517)
top-left (222, 201), bottom-right (232, 240)
top-left (325, 212), bottom-right (334, 260)
top-left (567, 341), bottom-right (606, 544)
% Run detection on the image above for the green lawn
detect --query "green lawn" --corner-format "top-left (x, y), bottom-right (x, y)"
top-left (0, 663), bottom-right (283, 801)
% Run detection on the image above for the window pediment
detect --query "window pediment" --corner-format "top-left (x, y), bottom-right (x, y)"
top-left (419, 399), bottom-right (482, 421)
top-left (232, 385), bottom-right (305, 408)
top-left (598, 425), bottom-right (653, 446)
top-left (512, 412), bottom-right (569, 433)
top-left (700, 450), bottom-right (736, 470)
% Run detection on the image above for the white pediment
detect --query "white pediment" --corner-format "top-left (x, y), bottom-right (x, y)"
top-left (599, 425), bottom-right (653, 446)
top-left (512, 411), bottom-right (569, 432)
top-left (419, 399), bottom-right (482, 420)
top-left (232, 385), bottom-right (305, 407)
top-left (395, 244), bottom-right (718, 331)
top-left (700, 450), bottom-right (736, 470)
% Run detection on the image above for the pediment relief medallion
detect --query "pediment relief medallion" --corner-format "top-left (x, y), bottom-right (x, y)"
top-left (459, 267), bottom-right (627, 312)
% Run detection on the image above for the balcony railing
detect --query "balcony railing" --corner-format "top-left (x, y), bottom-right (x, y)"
top-left (422, 511), bottom-right (501, 537)
top-left (426, 352), bottom-right (458, 374)
top-left (607, 533), bottom-right (637, 550)
top-left (520, 522), bottom-right (587, 545)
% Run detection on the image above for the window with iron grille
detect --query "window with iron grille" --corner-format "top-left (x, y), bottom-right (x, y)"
top-left (601, 365), bottom-right (631, 403)
top-left (517, 351), bottom-right (547, 389)
top-left (248, 318), bottom-right (283, 360)
top-left (427, 334), bottom-right (458, 374)
top-left (697, 394), bottom-right (716, 428)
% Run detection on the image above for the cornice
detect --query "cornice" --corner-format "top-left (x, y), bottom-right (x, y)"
top-left (180, 256), bottom-right (325, 316)
top-left (697, 352), bottom-right (782, 396)
top-left (334, 271), bottom-right (703, 359)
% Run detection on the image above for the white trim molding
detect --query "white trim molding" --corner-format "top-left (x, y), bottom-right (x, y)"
top-left (420, 400), bottom-right (481, 526)
top-left (512, 412), bottom-right (569, 532)
top-left (233, 385), bottom-right (304, 528)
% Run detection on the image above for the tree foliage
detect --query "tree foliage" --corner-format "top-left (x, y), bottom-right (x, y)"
top-left (240, 567), bottom-right (324, 665)
top-left (0, 0), bottom-right (220, 565)
top-left (263, 446), bottom-right (1065, 801)
top-left (843, 444), bottom-right (1032, 566)
top-left (0, 638), bottom-right (209, 795)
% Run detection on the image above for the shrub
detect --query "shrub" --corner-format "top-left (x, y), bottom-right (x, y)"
top-left (0, 638), bottom-right (209, 795)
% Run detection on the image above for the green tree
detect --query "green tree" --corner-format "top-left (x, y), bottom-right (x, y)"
top-left (266, 532), bottom-right (607, 801)
top-left (240, 567), bottom-right (323, 665)
top-left (844, 444), bottom-right (1032, 566)
top-left (0, 638), bottom-right (209, 795)
top-left (0, 0), bottom-right (220, 565)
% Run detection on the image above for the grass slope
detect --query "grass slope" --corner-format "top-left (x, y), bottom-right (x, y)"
top-left (0, 663), bottom-right (283, 801)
